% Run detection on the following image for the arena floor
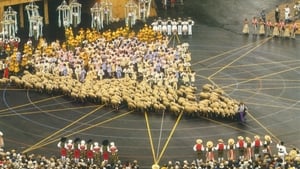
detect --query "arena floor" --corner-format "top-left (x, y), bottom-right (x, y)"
top-left (1, 1), bottom-right (300, 169)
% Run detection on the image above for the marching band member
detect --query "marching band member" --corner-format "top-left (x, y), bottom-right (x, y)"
top-left (151, 19), bottom-right (158, 32)
top-left (215, 139), bottom-right (226, 163)
top-left (73, 138), bottom-right (81, 163)
top-left (157, 17), bottom-right (163, 33)
top-left (242, 18), bottom-right (250, 35)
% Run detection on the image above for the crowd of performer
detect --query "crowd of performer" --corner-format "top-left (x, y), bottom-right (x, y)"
top-left (242, 4), bottom-right (299, 39)
top-left (0, 25), bottom-right (195, 89)
top-left (0, 134), bottom-right (299, 169)
top-left (151, 17), bottom-right (194, 36)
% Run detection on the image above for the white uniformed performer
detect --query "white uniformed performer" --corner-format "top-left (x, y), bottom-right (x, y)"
top-left (177, 18), bottom-right (183, 35)
top-left (277, 141), bottom-right (288, 164)
top-left (167, 17), bottom-right (172, 36)
top-left (152, 19), bottom-right (158, 32)
top-left (171, 19), bottom-right (178, 35)
top-left (182, 18), bottom-right (188, 35)
top-left (187, 17), bottom-right (194, 35)
top-left (162, 19), bottom-right (168, 35)
top-left (157, 17), bottom-right (163, 33)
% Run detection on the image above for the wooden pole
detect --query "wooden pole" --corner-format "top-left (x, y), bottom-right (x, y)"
top-left (44, 0), bottom-right (49, 24)
top-left (19, 4), bottom-right (24, 28)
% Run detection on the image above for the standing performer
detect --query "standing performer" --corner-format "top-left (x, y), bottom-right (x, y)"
top-left (237, 102), bottom-right (248, 123)
top-left (290, 21), bottom-right (298, 39)
top-left (215, 139), bottom-right (226, 163)
top-left (227, 138), bottom-right (235, 161)
top-left (78, 139), bottom-right (87, 160)
top-left (258, 19), bottom-right (265, 36)
top-left (236, 136), bottom-right (246, 160)
top-left (65, 139), bottom-right (74, 159)
top-left (266, 19), bottom-right (273, 37)
top-left (275, 5), bottom-right (280, 23)
top-left (252, 135), bottom-right (262, 161)
top-left (279, 20), bottom-right (285, 37)
top-left (276, 141), bottom-right (288, 164)
top-left (73, 138), bottom-right (81, 163)
top-left (187, 17), bottom-right (194, 35)
top-left (245, 137), bottom-right (252, 161)
top-left (101, 140), bottom-right (111, 166)
top-left (167, 17), bottom-right (172, 36)
top-left (273, 22), bottom-right (280, 37)
top-left (206, 141), bottom-right (215, 162)
top-left (264, 135), bottom-right (272, 156)
top-left (92, 142), bottom-right (101, 165)
top-left (86, 139), bottom-right (94, 164)
top-left (57, 137), bottom-right (67, 162)
top-left (177, 18), bottom-right (183, 35)
top-left (193, 139), bottom-right (204, 162)
top-left (252, 17), bottom-right (258, 35)
top-left (110, 142), bottom-right (119, 164)
top-left (242, 18), bottom-right (250, 35)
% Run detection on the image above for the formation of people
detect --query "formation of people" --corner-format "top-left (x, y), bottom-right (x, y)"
top-left (151, 17), bottom-right (194, 36)
top-left (191, 135), bottom-right (300, 169)
top-left (242, 4), bottom-right (299, 39)
top-left (57, 137), bottom-right (121, 168)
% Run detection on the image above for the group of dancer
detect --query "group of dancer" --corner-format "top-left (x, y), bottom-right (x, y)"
top-left (151, 17), bottom-right (194, 36)
top-left (242, 16), bottom-right (298, 38)
top-left (57, 137), bottom-right (119, 168)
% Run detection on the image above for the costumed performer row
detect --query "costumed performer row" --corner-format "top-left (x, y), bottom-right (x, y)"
top-left (193, 135), bottom-right (274, 162)
top-left (151, 17), bottom-right (194, 36)
top-left (57, 137), bottom-right (118, 166)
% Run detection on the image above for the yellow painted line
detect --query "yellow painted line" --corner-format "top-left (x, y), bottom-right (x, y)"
top-left (233, 86), bottom-right (300, 91)
top-left (247, 112), bottom-right (280, 142)
top-left (23, 110), bottom-right (134, 152)
top-left (144, 112), bottom-right (157, 164)
top-left (23, 105), bottom-right (104, 153)
top-left (195, 60), bottom-right (300, 71)
top-left (156, 112), bottom-right (183, 164)
top-left (0, 88), bottom-right (29, 91)
top-left (208, 37), bottom-right (272, 79)
top-left (222, 65), bottom-right (300, 89)
top-left (245, 102), bottom-right (300, 110)
top-left (0, 105), bottom-right (99, 117)
top-left (211, 77), bottom-right (300, 82)
top-left (191, 39), bottom-right (267, 66)
top-left (0, 95), bottom-right (64, 113)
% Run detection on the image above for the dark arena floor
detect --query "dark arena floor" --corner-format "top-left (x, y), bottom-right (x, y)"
top-left (0, 0), bottom-right (300, 168)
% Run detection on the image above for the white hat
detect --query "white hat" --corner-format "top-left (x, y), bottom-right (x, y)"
top-left (0, 131), bottom-right (3, 136)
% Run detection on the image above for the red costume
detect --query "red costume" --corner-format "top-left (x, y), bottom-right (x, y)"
top-left (3, 67), bottom-right (9, 79)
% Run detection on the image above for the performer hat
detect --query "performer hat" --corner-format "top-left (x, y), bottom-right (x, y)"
top-left (196, 139), bottom-right (202, 144)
